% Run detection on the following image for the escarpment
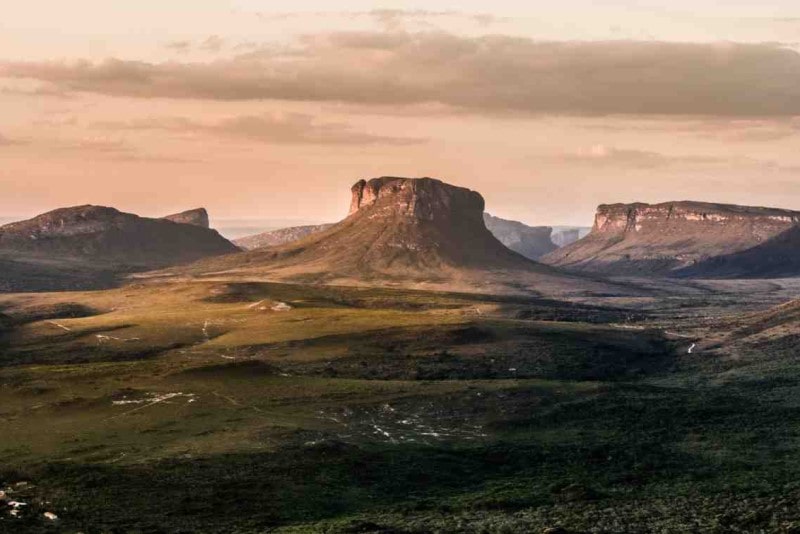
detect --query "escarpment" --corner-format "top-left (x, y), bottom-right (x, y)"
top-left (542, 201), bottom-right (800, 277)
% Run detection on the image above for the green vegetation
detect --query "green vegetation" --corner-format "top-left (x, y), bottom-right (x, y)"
top-left (1, 281), bottom-right (799, 532)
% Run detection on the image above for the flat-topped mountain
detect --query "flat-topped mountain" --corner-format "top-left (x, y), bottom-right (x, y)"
top-left (175, 177), bottom-right (625, 296)
top-left (542, 201), bottom-right (800, 277)
top-left (249, 176), bottom-right (533, 272)
top-left (482, 213), bottom-right (557, 260)
top-left (0, 205), bottom-right (238, 291)
top-left (162, 207), bottom-right (210, 228)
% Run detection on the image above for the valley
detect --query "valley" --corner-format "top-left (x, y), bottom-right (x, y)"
top-left (2, 274), bottom-right (800, 532)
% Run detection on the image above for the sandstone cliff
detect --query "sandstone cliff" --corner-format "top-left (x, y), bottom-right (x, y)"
top-left (542, 201), bottom-right (800, 276)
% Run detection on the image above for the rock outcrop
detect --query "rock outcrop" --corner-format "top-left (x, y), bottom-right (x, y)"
top-left (162, 208), bottom-right (210, 228)
top-left (0, 205), bottom-right (238, 291)
top-left (482, 213), bottom-right (557, 260)
top-left (542, 201), bottom-right (800, 277)
top-left (347, 177), bottom-right (486, 224)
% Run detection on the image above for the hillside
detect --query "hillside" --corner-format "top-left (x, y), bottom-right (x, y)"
top-left (0, 205), bottom-right (238, 291)
top-left (542, 201), bottom-right (800, 277)
top-left (236, 215), bottom-right (560, 259)
top-left (235, 223), bottom-right (335, 250)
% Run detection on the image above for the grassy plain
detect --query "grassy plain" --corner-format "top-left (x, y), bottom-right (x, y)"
top-left (2, 279), bottom-right (800, 532)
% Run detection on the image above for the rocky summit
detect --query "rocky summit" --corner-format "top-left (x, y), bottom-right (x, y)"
top-left (542, 201), bottom-right (800, 277)
top-left (162, 207), bottom-right (210, 228)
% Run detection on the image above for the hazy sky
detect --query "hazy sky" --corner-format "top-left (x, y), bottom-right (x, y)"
top-left (2, 1), bottom-right (800, 226)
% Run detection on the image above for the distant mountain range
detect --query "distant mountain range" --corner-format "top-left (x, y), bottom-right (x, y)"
top-left (542, 201), bottom-right (800, 277)
top-left (235, 224), bottom-right (335, 251)
top-left (4, 187), bottom-right (799, 293)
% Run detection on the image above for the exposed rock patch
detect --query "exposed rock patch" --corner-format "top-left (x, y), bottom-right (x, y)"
top-left (162, 207), bottom-right (210, 228)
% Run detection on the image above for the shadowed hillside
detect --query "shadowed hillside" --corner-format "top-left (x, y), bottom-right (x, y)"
top-left (676, 225), bottom-right (800, 278)
top-left (0, 205), bottom-right (238, 291)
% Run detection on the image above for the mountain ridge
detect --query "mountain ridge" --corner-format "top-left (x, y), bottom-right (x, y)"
top-left (542, 200), bottom-right (800, 277)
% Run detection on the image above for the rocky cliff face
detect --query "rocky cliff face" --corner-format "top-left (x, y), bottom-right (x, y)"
top-left (482, 213), bottom-right (557, 260)
top-left (592, 202), bottom-right (798, 237)
top-left (542, 201), bottom-right (800, 276)
top-left (348, 177), bottom-right (486, 225)
top-left (162, 208), bottom-right (210, 228)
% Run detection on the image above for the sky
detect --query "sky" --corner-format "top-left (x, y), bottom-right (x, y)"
top-left (2, 1), bottom-right (800, 227)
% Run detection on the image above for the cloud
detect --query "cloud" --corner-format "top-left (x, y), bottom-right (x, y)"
top-left (96, 113), bottom-right (425, 146)
top-left (0, 83), bottom-right (72, 99)
top-left (254, 10), bottom-right (507, 31)
top-left (361, 10), bottom-right (506, 31)
top-left (540, 144), bottom-right (800, 173)
top-left (546, 145), bottom-right (719, 169)
top-left (164, 36), bottom-right (225, 54)
top-left (579, 117), bottom-right (800, 142)
top-left (200, 35), bottom-right (225, 53)
top-left (0, 133), bottom-right (22, 146)
top-left (165, 40), bottom-right (192, 53)
top-left (4, 33), bottom-right (800, 116)
top-left (0, 134), bottom-right (196, 163)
